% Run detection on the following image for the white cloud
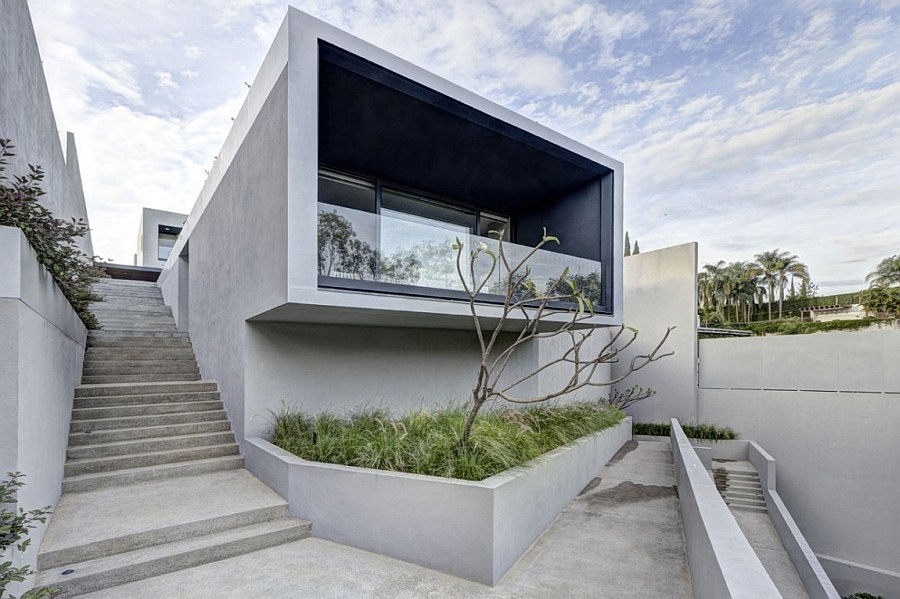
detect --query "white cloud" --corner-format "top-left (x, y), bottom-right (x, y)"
top-left (155, 71), bottom-right (178, 90)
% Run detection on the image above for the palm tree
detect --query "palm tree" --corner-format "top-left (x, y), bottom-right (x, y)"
top-left (774, 253), bottom-right (809, 319)
top-left (698, 261), bottom-right (726, 314)
top-left (866, 255), bottom-right (900, 288)
top-left (754, 250), bottom-right (781, 320)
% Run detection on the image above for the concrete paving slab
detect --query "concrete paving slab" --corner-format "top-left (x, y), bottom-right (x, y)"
top-left (733, 510), bottom-right (809, 599)
top-left (78, 440), bottom-right (692, 598)
top-left (40, 469), bottom-right (287, 555)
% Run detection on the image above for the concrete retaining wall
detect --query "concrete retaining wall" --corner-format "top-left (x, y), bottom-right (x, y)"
top-left (245, 418), bottom-right (631, 585)
top-left (0, 0), bottom-right (92, 255)
top-left (699, 331), bottom-right (900, 597)
top-left (670, 418), bottom-right (779, 598)
top-left (0, 227), bottom-right (87, 591)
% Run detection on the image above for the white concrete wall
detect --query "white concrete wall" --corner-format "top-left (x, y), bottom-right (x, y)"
top-left (612, 243), bottom-right (699, 422)
top-left (160, 63), bottom-right (290, 446)
top-left (136, 207), bottom-right (187, 267)
top-left (698, 330), bottom-right (900, 597)
top-left (0, 0), bottom-right (92, 255)
top-left (0, 227), bottom-right (86, 591)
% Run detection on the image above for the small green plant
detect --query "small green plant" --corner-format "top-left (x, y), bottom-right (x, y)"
top-left (860, 286), bottom-right (900, 317)
top-left (0, 139), bottom-right (104, 329)
top-left (633, 422), bottom-right (737, 440)
top-left (271, 403), bottom-right (625, 481)
top-left (842, 593), bottom-right (885, 599)
top-left (1, 473), bottom-right (58, 598)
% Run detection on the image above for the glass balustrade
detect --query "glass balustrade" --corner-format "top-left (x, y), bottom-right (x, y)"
top-left (317, 203), bottom-right (603, 307)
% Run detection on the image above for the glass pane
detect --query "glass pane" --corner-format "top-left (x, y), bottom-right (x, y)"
top-left (318, 203), bottom-right (603, 307)
top-left (478, 212), bottom-right (510, 241)
top-left (318, 170), bottom-right (376, 213)
top-left (158, 233), bottom-right (177, 261)
top-left (381, 189), bottom-right (475, 231)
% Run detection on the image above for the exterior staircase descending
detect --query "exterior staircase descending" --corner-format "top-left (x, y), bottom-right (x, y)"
top-left (713, 461), bottom-right (768, 513)
top-left (36, 278), bottom-right (311, 597)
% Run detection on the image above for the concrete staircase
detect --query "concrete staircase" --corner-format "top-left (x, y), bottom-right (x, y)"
top-left (713, 461), bottom-right (768, 513)
top-left (36, 279), bottom-right (311, 597)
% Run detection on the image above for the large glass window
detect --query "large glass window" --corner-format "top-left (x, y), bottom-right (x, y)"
top-left (157, 232), bottom-right (177, 261)
top-left (315, 168), bottom-right (604, 306)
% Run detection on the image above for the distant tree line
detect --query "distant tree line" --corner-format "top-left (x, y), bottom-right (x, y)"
top-left (699, 249), bottom-right (811, 325)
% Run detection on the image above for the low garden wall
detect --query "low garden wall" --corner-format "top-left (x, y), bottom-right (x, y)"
top-left (245, 417), bottom-right (631, 585)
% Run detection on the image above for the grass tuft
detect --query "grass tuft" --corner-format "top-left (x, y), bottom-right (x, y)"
top-left (633, 421), bottom-right (737, 440)
top-left (270, 403), bottom-right (625, 481)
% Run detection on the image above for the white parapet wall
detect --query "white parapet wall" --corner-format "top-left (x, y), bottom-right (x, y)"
top-left (244, 418), bottom-right (631, 585)
top-left (0, 227), bottom-right (87, 591)
top-left (669, 419), bottom-right (780, 599)
top-left (699, 330), bottom-right (900, 597)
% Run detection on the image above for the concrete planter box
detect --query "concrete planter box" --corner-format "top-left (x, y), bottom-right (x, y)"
top-left (245, 417), bottom-right (631, 585)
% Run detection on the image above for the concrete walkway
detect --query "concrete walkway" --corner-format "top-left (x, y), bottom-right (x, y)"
top-left (81, 440), bottom-right (691, 598)
top-left (717, 459), bottom-right (809, 599)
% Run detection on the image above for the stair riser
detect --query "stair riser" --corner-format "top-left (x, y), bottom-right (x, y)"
top-left (89, 331), bottom-right (188, 339)
top-left (61, 456), bottom-right (244, 493)
top-left (75, 382), bottom-right (216, 398)
top-left (41, 520), bottom-right (307, 597)
top-left (74, 392), bottom-right (220, 409)
top-left (70, 411), bottom-right (227, 433)
top-left (66, 432), bottom-right (236, 460)
top-left (68, 421), bottom-right (232, 445)
top-left (83, 364), bottom-right (199, 376)
top-left (81, 373), bottom-right (202, 384)
top-left (72, 401), bottom-right (223, 420)
top-left (65, 444), bottom-right (240, 476)
top-left (37, 504), bottom-right (290, 570)
top-left (86, 342), bottom-right (192, 350)
top-left (86, 351), bottom-right (195, 361)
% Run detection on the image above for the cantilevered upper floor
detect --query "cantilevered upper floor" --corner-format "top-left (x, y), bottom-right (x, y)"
top-left (159, 7), bottom-right (623, 329)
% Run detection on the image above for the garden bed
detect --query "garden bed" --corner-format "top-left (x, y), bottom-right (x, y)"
top-left (246, 412), bottom-right (631, 585)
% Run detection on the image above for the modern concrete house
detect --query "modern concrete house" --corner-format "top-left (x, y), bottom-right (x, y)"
top-left (135, 207), bottom-right (187, 267)
top-left (158, 7), bottom-right (624, 444)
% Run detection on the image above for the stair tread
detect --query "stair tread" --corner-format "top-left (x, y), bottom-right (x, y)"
top-left (36, 518), bottom-right (310, 591)
top-left (73, 400), bottom-right (222, 416)
top-left (66, 443), bottom-right (239, 466)
top-left (42, 469), bottom-right (287, 556)
top-left (62, 455), bottom-right (243, 485)
top-left (68, 431), bottom-right (234, 453)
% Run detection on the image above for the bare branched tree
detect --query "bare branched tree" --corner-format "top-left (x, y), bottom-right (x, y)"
top-left (454, 229), bottom-right (674, 445)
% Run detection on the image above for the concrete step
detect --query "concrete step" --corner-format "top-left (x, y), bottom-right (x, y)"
top-left (94, 319), bottom-right (176, 327)
top-left (85, 348), bottom-right (195, 360)
top-left (91, 303), bottom-right (171, 312)
top-left (61, 455), bottom-right (245, 493)
top-left (72, 400), bottom-right (223, 421)
top-left (95, 325), bottom-right (178, 333)
top-left (723, 489), bottom-right (764, 501)
top-left (87, 339), bottom-right (192, 349)
top-left (75, 381), bottom-right (217, 398)
top-left (66, 431), bottom-right (236, 460)
top-left (81, 373), bottom-right (202, 384)
top-left (729, 503), bottom-right (769, 514)
top-left (92, 299), bottom-right (166, 307)
top-left (725, 496), bottom-right (768, 509)
top-left (65, 443), bottom-right (240, 476)
top-left (74, 391), bottom-right (220, 409)
top-left (82, 361), bottom-right (199, 375)
top-left (38, 503), bottom-right (289, 570)
top-left (70, 409), bottom-right (227, 433)
top-left (726, 482), bottom-right (763, 492)
top-left (88, 330), bottom-right (188, 339)
top-left (36, 518), bottom-right (310, 597)
top-left (68, 420), bottom-right (232, 446)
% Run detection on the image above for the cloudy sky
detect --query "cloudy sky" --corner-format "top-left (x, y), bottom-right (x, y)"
top-left (27, 0), bottom-right (899, 294)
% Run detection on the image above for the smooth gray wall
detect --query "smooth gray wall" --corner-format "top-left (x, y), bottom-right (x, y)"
top-left (136, 207), bottom-right (187, 267)
top-left (172, 70), bottom-right (289, 445)
top-left (0, 227), bottom-right (86, 593)
top-left (243, 321), bottom-right (612, 439)
top-left (698, 330), bottom-right (900, 597)
top-left (612, 243), bottom-right (699, 422)
top-left (0, 0), bottom-right (92, 255)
